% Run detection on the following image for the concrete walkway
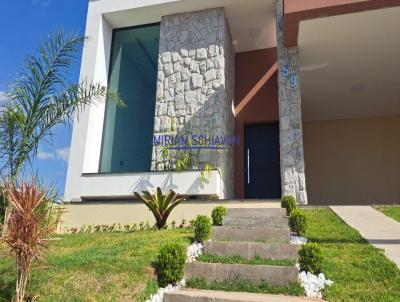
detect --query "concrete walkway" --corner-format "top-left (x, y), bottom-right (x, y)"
top-left (331, 206), bottom-right (400, 268)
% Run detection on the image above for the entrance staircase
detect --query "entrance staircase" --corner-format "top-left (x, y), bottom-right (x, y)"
top-left (164, 207), bottom-right (322, 302)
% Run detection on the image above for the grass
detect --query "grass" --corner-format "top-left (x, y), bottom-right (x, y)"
top-left (0, 229), bottom-right (192, 302)
top-left (374, 205), bottom-right (400, 222)
top-left (304, 209), bottom-right (400, 302)
top-left (2, 209), bottom-right (400, 301)
top-left (186, 277), bottom-right (304, 296)
top-left (197, 253), bottom-right (296, 266)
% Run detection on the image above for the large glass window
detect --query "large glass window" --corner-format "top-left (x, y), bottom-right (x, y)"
top-left (100, 24), bottom-right (160, 173)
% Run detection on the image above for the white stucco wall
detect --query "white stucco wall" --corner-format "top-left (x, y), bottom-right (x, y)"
top-left (65, 0), bottom-right (234, 201)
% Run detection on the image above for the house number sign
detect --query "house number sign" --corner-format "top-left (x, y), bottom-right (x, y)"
top-left (282, 66), bottom-right (297, 89)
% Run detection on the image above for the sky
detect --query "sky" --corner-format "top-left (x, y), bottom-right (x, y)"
top-left (0, 0), bottom-right (89, 194)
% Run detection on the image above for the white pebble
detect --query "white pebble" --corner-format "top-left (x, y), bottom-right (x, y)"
top-left (290, 232), bottom-right (307, 244)
top-left (298, 270), bottom-right (333, 298)
top-left (186, 242), bottom-right (203, 263)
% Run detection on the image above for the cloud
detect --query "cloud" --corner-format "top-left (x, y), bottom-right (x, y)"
top-left (37, 149), bottom-right (55, 160)
top-left (0, 91), bottom-right (6, 104)
top-left (32, 0), bottom-right (52, 7)
top-left (56, 147), bottom-right (70, 162)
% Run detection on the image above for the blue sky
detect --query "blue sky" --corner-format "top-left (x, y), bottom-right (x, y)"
top-left (0, 0), bottom-right (89, 194)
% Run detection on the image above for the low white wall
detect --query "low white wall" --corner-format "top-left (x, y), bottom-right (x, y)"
top-left (78, 170), bottom-right (223, 200)
top-left (60, 200), bottom-right (280, 231)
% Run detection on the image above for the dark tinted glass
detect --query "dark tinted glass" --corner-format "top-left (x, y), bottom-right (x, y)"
top-left (100, 24), bottom-right (160, 172)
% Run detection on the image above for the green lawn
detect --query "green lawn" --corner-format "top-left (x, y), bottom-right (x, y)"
top-left (2, 209), bottom-right (400, 301)
top-left (0, 229), bottom-right (192, 302)
top-left (374, 205), bottom-right (400, 222)
top-left (305, 209), bottom-right (400, 302)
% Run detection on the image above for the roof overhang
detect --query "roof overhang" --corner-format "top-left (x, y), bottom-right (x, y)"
top-left (90, 0), bottom-right (277, 53)
top-left (284, 0), bottom-right (400, 47)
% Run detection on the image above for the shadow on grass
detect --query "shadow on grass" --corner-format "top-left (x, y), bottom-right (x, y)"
top-left (0, 267), bottom-right (14, 302)
top-left (307, 237), bottom-right (367, 244)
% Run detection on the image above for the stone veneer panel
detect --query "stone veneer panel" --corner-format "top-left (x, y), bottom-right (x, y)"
top-left (152, 8), bottom-right (234, 198)
top-left (276, 0), bottom-right (308, 204)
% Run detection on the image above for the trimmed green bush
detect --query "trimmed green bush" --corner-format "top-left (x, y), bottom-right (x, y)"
top-left (281, 195), bottom-right (297, 216)
top-left (211, 206), bottom-right (227, 226)
top-left (194, 215), bottom-right (212, 242)
top-left (299, 243), bottom-right (323, 274)
top-left (157, 241), bottom-right (186, 287)
top-left (289, 209), bottom-right (308, 236)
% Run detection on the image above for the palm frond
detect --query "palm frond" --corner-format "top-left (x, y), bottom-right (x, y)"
top-left (0, 29), bottom-right (124, 179)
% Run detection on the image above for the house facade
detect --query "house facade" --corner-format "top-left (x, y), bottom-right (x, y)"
top-left (64, 0), bottom-right (400, 210)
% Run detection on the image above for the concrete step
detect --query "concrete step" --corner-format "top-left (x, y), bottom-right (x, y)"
top-left (223, 218), bottom-right (289, 228)
top-left (225, 208), bottom-right (287, 218)
top-left (164, 289), bottom-right (318, 302)
top-left (185, 262), bottom-right (298, 286)
top-left (212, 226), bottom-right (290, 243)
top-left (203, 241), bottom-right (299, 260)
top-left (223, 208), bottom-right (288, 228)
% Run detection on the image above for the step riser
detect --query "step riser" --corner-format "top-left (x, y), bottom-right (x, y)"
top-left (164, 294), bottom-right (234, 302)
top-left (164, 290), bottom-right (317, 302)
top-left (212, 227), bottom-right (290, 243)
top-left (203, 241), bottom-right (299, 260)
top-left (185, 262), bottom-right (298, 286)
top-left (226, 208), bottom-right (287, 218)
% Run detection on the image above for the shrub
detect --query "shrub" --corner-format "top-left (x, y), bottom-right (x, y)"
top-left (194, 215), bottom-right (212, 242)
top-left (289, 209), bottom-right (308, 236)
top-left (134, 187), bottom-right (184, 229)
top-left (157, 242), bottom-right (186, 287)
top-left (299, 243), bottom-right (323, 274)
top-left (281, 195), bottom-right (297, 216)
top-left (2, 180), bottom-right (62, 302)
top-left (211, 206), bottom-right (227, 226)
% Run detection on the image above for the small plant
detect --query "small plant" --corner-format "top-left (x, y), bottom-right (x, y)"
top-left (86, 225), bottom-right (93, 233)
top-left (1, 180), bottom-right (62, 302)
top-left (134, 187), bottom-right (185, 230)
top-left (193, 215), bottom-right (212, 242)
top-left (299, 243), bottom-right (323, 274)
top-left (211, 206), bottom-right (227, 226)
top-left (157, 242), bottom-right (186, 287)
top-left (179, 219), bottom-right (186, 228)
top-left (281, 195), bottom-right (297, 216)
top-left (170, 220), bottom-right (176, 229)
top-left (289, 209), bottom-right (308, 236)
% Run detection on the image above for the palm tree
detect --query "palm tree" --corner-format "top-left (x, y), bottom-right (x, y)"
top-left (0, 30), bottom-right (124, 235)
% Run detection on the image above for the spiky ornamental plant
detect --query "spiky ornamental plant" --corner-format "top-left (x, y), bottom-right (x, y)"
top-left (2, 180), bottom-right (62, 302)
top-left (134, 187), bottom-right (185, 229)
top-left (0, 29), bottom-right (124, 235)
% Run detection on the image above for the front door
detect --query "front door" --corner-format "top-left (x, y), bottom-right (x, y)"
top-left (244, 123), bottom-right (281, 199)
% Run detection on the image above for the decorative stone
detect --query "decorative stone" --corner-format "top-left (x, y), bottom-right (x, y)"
top-left (161, 52), bottom-right (172, 63)
top-left (204, 70), bottom-right (216, 82)
top-left (196, 48), bottom-right (207, 60)
top-left (276, 0), bottom-right (307, 204)
top-left (191, 73), bottom-right (203, 89)
top-left (164, 63), bottom-right (173, 76)
top-left (172, 52), bottom-right (180, 62)
top-left (152, 8), bottom-right (235, 198)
